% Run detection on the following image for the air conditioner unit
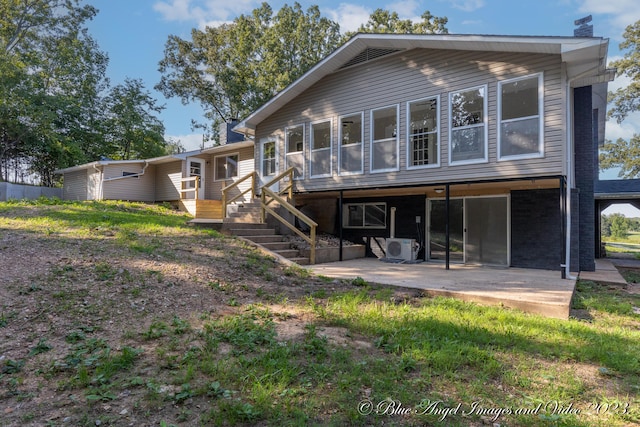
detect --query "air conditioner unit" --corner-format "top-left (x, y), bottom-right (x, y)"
top-left (385, 238), bottom-right (416, 261)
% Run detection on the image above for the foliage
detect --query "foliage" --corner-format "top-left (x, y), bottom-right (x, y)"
top-left (602, 19), bottom-right (640, 178)
top-left (349, 8), bottom-right (448, 36)
top-left (103, 78), bottom-right (167, 160)
top-left (0, 1), bottom-right (172, 185)
top-left (602, 213), bottom-right (631, 239)
top-left (599, 134), bottom-right (640, 178)
top-left (157, 2), bottom-right (448, 142)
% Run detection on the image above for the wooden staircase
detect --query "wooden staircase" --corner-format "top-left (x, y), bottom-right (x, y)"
top-left (222, 200), bottom-right (309, 265)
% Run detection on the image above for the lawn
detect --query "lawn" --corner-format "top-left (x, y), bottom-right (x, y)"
top-left (1, 199), bottom-right (639, 426)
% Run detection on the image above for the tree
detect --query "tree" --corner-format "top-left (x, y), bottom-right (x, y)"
top-left (103, 79), bottom-right (167, 160)
top-left (600, 19), bottom-right (640, 178)
top-left (157, 3), bottom-right (448, 143)
top-left (609, 213), bottom-right (630, 240)
top-left (349, 9), bottom-right (448, 36)
top-left (0, 0), bottom-right (108, 185)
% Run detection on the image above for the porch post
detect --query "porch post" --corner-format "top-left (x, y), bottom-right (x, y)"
top-left (560, 176), bottom-right (567, 279)
top-left (445, 184), bottom-right (450, 270)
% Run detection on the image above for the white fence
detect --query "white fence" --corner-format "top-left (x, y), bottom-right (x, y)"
top-left (0, 182), bottom-right (62, 201)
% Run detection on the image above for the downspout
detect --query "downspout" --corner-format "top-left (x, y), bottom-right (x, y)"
top-left (92, 163), bottom-right (104, 201)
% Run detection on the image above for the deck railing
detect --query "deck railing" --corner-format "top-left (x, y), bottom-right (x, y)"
top-left (221, 171), bottom-right (256, 218)
top-left (178, 176), bottom-right (199, 199)
top-left (260, 168), bottom-right (317, 264)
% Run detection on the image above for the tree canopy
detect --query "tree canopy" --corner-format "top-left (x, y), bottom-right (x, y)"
top-left (157, 2), bottom-right (448, 142)
top-left (0, 0), bottom-right (172, 186)
top-left (600, 19), bottom-right (640, 178)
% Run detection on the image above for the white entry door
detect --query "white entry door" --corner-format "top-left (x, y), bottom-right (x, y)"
top-left (187, 158), bottom-right (205, 199)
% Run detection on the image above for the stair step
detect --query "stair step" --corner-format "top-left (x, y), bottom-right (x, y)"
top-left (289, 257), bottom-right (310, 266)
top-left (243, 235), bottom-right (286, 244)
top-left (222, 221), bottom-right (268, 229)
top-left (225, 214), bottom-right (262, 223)
top-left (261, 242), bottom-right (294, 251)
top-left (229, 228), bottom-right (277, 236)
top-left (273, 249), bottom-right (300, 258)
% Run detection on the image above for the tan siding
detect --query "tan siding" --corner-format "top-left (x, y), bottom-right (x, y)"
top-left (155, 161), bottom-right (182, 201)
top-left (87, 169), bottom-right (102, 199)
top-left (208, 145), bottom-right (255, 201)
top-left (255, 48), bottom-right (566, 193)
top-left (63, 170), bottom-right (88, 200)
top-left (101, 163), bottom-right (156, 202)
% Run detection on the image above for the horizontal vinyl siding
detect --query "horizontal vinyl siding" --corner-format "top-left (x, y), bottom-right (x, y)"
top-left (207, 145), bottom-right (255, 201)
top-left (155, 161), bottom-right (183, 201)
top-left (101, 163), bottom-right (156, 202)
top-left (63, 170), bottom-right (87, 201)
top-left (255, 48), bottom-right (565, 193)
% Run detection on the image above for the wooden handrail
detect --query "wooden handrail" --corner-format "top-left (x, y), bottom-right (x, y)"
top-left (261, 187), bottom-right (317, 264)
top-left (259, 167), bottom-right (317, 264)
top-left (179, 176), bottom-right (199, 199)
top-left (221, 171), bottom-right (256, 218)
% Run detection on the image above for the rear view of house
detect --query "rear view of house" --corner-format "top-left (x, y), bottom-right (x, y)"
top-left (233, 33), bottom-right (615, 275)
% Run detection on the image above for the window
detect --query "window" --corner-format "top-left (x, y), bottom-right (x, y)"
top-left (408, 97), bottom-right (439, 168)
top-left (339, 113), bottom-right (364, 175)
top-left (343, 202), bottom-right (387, 229)
top-left (498, 73), bottom-right (543, 159)
top-left (285, 125), bottom-right (304, 179)
top-left (262, 140), bottom-right (276, 177)
top-left (449, 86), bottom-right (487, 164)
top-left (122, 171), bottom-right (139, 178)
top-left (214, 153), bottom-right (238, 180)
top-left (310, 120), bottom-right (332, 177)
top-left (371, 105), bottom-right (399, 172)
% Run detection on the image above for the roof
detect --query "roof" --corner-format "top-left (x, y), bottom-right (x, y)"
top-left (54, 150), bottom-right (202, 174)
top-left (234, 33), bottom-right (613, 136)
top-left (54, 141), bottom-right (255, 175)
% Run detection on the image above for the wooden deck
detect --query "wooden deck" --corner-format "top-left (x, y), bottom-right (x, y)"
top-left (179, 199), bottom-right (223, 219)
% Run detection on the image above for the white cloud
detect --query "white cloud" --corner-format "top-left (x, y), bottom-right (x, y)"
top-left (449, 0), bottom-right (485, 12)
top-left (326, 3), bottom-right (372, 33)
top-left (153, 0), bottom-right (255, 28)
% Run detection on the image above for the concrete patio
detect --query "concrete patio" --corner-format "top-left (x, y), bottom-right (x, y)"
top-left (308, 259), bottom-right (578, 319)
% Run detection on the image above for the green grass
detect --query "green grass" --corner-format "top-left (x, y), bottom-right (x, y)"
top-left (1, 199), bottom-right (639, 426)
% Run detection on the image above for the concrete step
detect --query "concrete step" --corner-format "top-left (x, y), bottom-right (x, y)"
top-left (273, 249), bottom-right (300, 259)
top-left (224, 213), bottom-right (262, 223)
top-left (222, 221), bottom-right (268, 229)
top-left (261, 242), bottom-right (295, 251)
top-left (289, 257), bottom-right (310, 266)
top-left (228, 228), bottom-right (277, 236)
top-left (243, 235), bottom-right (285, 244)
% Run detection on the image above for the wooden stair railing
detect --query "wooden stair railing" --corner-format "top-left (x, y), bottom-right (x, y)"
top-left (260, 168), bottom-right (318, 264)
top-left (221, 171), bottom-right (256, 218)
top-left (179, 176), bottom-right (199, 199)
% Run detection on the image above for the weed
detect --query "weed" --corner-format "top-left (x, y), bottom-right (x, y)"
top-left (29, 338), bottom-right (52, 356)
top-left (2, 359), bottom-right (25, 374)
top-left (351, 276), bottom-right (368, 286)
top-left (143, 321), bottom-right (169, 340)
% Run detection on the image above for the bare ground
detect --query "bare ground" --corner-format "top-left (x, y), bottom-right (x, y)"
top-left (0, 206), bottom-right (418, 427)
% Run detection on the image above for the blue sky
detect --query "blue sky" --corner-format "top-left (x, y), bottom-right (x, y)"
top-left (88, 0), bottom-right (640, 214)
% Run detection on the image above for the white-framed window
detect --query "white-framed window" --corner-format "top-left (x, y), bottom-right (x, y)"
top-left (407, 96), bottom-right (439, 169)
top-left (261, 140), bottom-right (276, 177)
top-left (310, 119), bottom-right (332, 177)
top-left (285, 124), bottom-right (305, 179)
top-left (498, 73), bottom-right (544, 160)
top-left (343, 202), bottom-right (387, 229)
top-left (449, 85), bottom-right (488, 165)
top-left (339, 112), bottom-right (364, 175)
top-left (371, 105), bottom-right (399, 172)
top-left (214, 153), bottom-right (239, 181)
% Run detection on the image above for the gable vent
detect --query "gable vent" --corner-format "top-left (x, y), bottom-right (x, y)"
top-left (340, 47), bottom-right (402, 69)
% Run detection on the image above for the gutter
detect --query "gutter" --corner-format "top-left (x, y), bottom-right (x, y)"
top-left (102, 161), bottom-right (150, 182)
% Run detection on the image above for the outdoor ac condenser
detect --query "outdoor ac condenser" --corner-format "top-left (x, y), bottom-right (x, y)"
top-left (385, 238), bottom-right (416, 261)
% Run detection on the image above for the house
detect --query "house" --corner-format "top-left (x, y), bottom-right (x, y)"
top-left (55, 136), bottom-right (255, 218)
top-left (231, 33), bottom-right (616, 275)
